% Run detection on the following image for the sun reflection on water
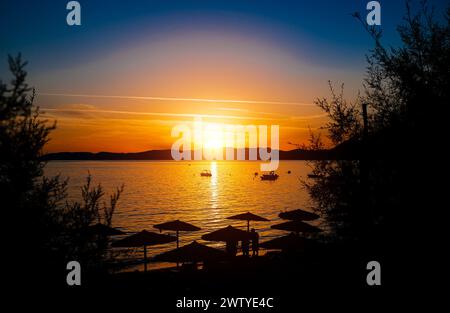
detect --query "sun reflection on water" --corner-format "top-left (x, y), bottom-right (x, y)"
top-left (209, 161), bottom-right (219, 212)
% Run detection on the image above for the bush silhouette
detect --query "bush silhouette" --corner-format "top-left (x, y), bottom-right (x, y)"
top-left (1, 55), bottom-right (123, 288)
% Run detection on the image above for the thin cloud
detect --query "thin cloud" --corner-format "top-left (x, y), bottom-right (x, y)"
top-left (216, 107), bottom-right (250, 112)
top-left (290, 113), bottom-right (328, 120)
top-left (38, 92), bottom-right (316, 107)
top-left (41, 107), bottom-right (276, 121)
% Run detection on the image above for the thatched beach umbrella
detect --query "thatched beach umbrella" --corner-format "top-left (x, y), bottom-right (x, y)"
top-left (201, 225), bottom-right (253, 242)
top-left (154, 220), bottom-right (200, 248)
top-left (153, 241), bottom-right (226, 264)
top-left (111, 230), bottom-right (176, 272)
top-left (226, 212), bottom-right (269, 232)
top-left (260, 233), bottom-right (309, 251)
top-left (271, 220), bottom-right (322, 235)
top-left (279, 209), bottom-right (319, 221)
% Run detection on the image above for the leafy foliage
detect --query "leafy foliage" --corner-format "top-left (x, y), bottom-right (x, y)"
top-left (0, 55), bottom-right (124, 284)
top-left (314, 81), bottom-right (362, 146)
top-left (305, 1), bottom-right (449, 242)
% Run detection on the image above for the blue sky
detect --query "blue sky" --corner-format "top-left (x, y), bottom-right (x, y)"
top-left (2, 0), bottom-right (431, 75)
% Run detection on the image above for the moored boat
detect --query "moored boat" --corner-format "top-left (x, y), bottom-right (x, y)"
top-left (260, 171), bottom-right (279, 181)
top-left (200, 170), bottom-right (212, 177)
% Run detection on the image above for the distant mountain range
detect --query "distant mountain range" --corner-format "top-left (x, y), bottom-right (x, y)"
top-left (41, 148), bottom-right (339, 161)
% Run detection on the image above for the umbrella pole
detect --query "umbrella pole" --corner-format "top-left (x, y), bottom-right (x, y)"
top-left (247, 220), bottom-right (250, 232)
top-left (144, 245), bottom-right (147, 272)
top-left (176, 230), bottom-right (179, 268)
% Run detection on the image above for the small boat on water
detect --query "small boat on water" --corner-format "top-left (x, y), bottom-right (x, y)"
top-left (260, 171), bottom-right (279, 181)
top-left (200, 170), bottom-right (212, 177)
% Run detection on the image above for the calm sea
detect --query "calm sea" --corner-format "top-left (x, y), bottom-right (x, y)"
top-left (45, 160), bottom-right (317, 270)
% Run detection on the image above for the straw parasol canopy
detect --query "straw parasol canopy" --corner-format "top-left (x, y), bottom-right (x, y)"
top-left (153, 241), bottom-right (226, 264)
top-left (83, 223), bottom-right (125, 236)
top-left (271, 220), bottom-right (322, 235)
top-left (201, 225), bottom-right (253, 242)
top-left (154, 220), bottom-right (201, 248)
top-left (260, 233), bottom-right (309, 251)
top-left (226, 212), bottom-right (270, 231)
top-left (278, 209), bottom-right (319, 221)
top-left (111, 230), bottom-right (176, 272)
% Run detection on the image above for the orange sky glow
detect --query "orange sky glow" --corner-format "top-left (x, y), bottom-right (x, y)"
top-left (32, 30), bottom-right (361, 153)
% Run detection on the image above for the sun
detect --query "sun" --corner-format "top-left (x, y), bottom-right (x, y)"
top-left (202, 125), bottom-right (224, 150)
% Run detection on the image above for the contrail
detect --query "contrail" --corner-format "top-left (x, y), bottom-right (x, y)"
top-left (38, 92), bottom-right (315, 107)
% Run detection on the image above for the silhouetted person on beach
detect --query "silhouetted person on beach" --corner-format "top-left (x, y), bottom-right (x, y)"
top-left (242, 238), bottom-right (250, 256)
top-left (251, 228), bottom-right (259, 256)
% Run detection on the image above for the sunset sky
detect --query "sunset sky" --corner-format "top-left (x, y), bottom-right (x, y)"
top-left (1, 0), bottom-right (446, 153)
